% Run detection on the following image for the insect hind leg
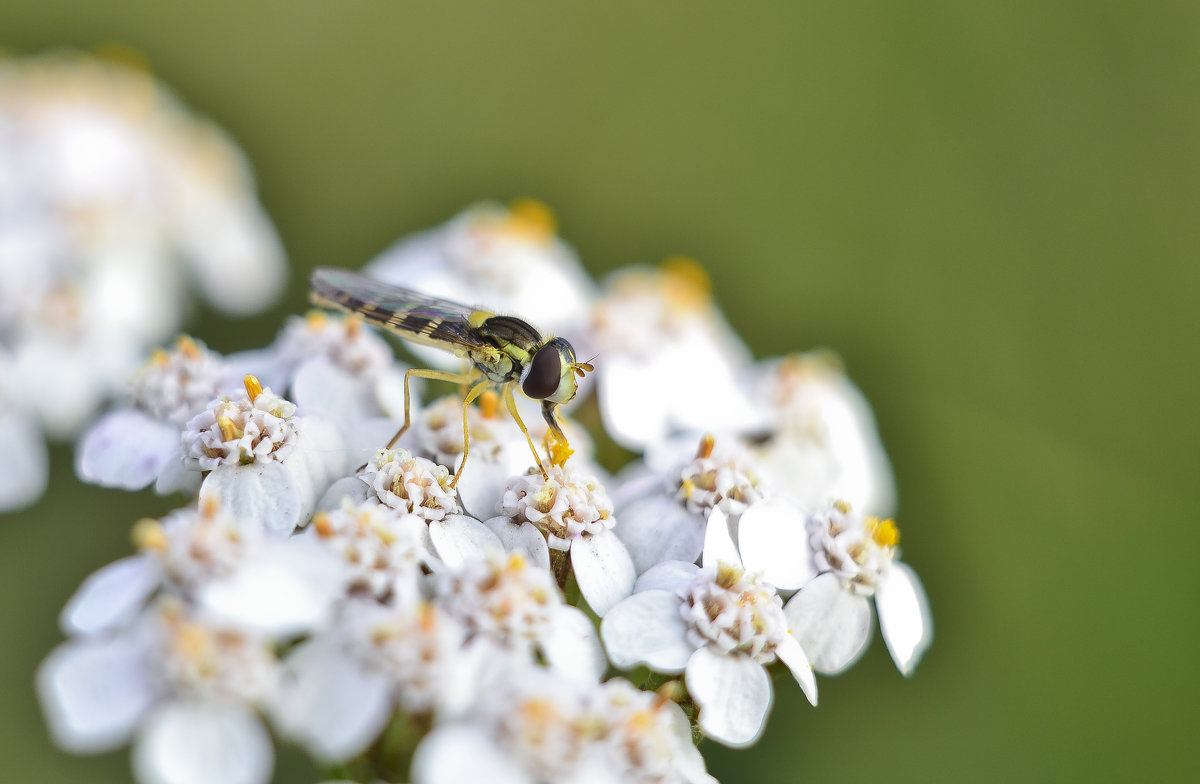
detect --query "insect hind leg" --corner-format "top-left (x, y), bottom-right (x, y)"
top-left (503, 384), bottom-right (549, 479)
top-left (384, 367), bottom-right (480, 452)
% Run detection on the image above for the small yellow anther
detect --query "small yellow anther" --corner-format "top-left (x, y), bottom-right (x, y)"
top-left (345, 313), bottom-right (362, 337)
top-left (217, 414), bottom-right (240, 443)
top-left (131, 518), bottom-right (168, 553)
top-left (506, 552), bottom-right (527, 572)
top-left (548, 436), bottom-right (574, 467)
top-left (176, 335), bottom-right (201, 359)
top-left (199, 495), bottom-right (221, 518)
top-left (242, 374), bottom-right (263, 402)
top-left (479, 390), bottom-right (500, 419)
top-left (696, 433), bottom-right (715, 460)
top-left (867, 517), bottom-right (900, 548)
top-left (715, 561), bottom-right (744, 589)
top-left (305, 310), bottom-right (328, 329)
top-left (661, 255), bottom-right (711, 307)
top-left (312, 512), bottom-right (334, 538)
top-left (149, 348), bottom-right (170, 367)
top-left (508, 198), bottom-right (556, 240)
top-left (833, 499), bottom-right (852, 515)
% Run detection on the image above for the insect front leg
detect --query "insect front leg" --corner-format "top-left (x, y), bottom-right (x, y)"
top-left (503, 384), bottom-right (549, 480)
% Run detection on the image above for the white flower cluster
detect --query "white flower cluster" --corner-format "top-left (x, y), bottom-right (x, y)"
top-left (0, 51), bottom-right (287, 512)
top-left (43, 201), bottom-right (934, 784)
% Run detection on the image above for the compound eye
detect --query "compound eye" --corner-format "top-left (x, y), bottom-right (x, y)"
top-left (522, 345), bottom-right (563, 400)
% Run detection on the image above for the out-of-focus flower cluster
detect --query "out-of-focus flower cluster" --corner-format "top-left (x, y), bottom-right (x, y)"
top-left (40, 197), bottom-right (933, 784)
top-left (0, 51), bottom-right (286, 511)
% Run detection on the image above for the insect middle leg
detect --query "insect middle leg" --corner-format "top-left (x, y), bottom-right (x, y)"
top-left (387, 367), bottom-right (481, 450)
top-left (503, 384), bottom-right (549, 479)
top-left (452, 378), bottom-right (490, 488)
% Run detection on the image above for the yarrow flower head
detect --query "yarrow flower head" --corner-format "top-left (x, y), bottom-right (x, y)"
top-left (780, 500), bottom-right (933, 676)
top-left (602, 559), bottom-right (816, 748)
top-left (361, 447), bottom-right (460, 522)
top-left (307, 498), bottom-right (432, 603)
top-left (184, 375), bottom-right (298, 470)
top-left (491, 462), bottom-right (635, 616)
top-left (77, 336), bottom-right (236, 492)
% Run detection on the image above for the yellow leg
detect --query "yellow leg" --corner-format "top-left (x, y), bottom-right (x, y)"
top-left (452, 379), bottom-right (489, 488)
top-left (387, 367), bottom-right (479, 450)
top-left (503, 384), bottom-right (549, 479)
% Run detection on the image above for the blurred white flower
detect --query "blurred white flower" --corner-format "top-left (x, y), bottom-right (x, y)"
top-left (492, 462), bottom-right (635, 616)
top-left (0, 346), bottom-right (49, 511)
top-left (601, 559), bottom-right (816, 748)
top-left (412, 666), bottom-right (715, 784)
top-left (76, 336), bottom-right (239, 492)
top-left (59, 498), bottom-right (343, 639)
top-left (0, 52), bottom-right (286, 478)
top-left (365, 200), bottom-right (596, 372)
top-left (272, 598), bottom-right (471, 762)
top-left (615, 434), bottom-right (778, 575)
top-left (771, 500), bottom-right (933, 676)
top-left (750, 352), bottom-right (896, 516)
top-left (587, 259), bottom-right (760, 451)
top-left (182, 375), bottom-right (346, 534)
top-left (435, 549), bottom-right (606, 686)
top-left (38, 598), bottom-right (279, 784)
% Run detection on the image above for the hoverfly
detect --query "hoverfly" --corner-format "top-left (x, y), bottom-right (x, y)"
top-left (309, 268), bottom-right (592, 486)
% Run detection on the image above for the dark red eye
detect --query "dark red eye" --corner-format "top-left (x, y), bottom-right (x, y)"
top-left (522, 345), bottom-right (562, 400)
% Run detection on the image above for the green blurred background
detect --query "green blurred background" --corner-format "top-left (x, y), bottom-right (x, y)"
top-left (3, 1), bottom-right (1197, 781)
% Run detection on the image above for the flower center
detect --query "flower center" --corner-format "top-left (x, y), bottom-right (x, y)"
top-left (680, 563), bottom-right (788, 663)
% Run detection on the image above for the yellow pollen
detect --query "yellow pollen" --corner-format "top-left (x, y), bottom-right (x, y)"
top-left (217, 414), bottom-right (240, 443)
top-left (505, 552), bottom-right (527, 572)
top-left (833, 499), bottom-right (852, 515)
top-left (149, 348), bottom-right (170, 367)
top-left (131, 518), bottom-right (167, 553)
top-left (479, 390), bottom-right (500, 419)
top-left (660, 255), bottom-right (711, 307)
top-left (680, 478), bottom-right (695, 499)
top-left (507, 198), bottom-right (556, 241)
top-left (242, 374), bottom-right (263, 402)
top-left (715, 561), bottom-right (744, 589)
top-left (173, 623), bottom-right (208, 659)
top-left (696, 433), bottom-right (715, 460)
top-left (867, 517), bottom-right (900, 548)
top-left (548, 435), bottom-right (574, 467)
top-left (417, 602), bottom-right (437, 631)
top-left (518, 697), bottom-right (557, 726)
top-left (199, 495), bottom-right (221, 518)
top-left (305, 310), bottom-right (328, 329)
top-left (176, 335), bottom-right (201, 359)
top-left (312, 512), bottom-right (334, 538)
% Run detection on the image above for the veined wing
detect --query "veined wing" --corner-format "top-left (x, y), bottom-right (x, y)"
top-left (310, 268), bottom-right (494, 354)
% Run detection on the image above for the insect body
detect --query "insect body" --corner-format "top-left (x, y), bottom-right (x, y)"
top-left (309, 268), bottom-right (591, 485)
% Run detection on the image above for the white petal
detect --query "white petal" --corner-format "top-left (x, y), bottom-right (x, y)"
top-left (700, 506), bottom-right (742, 570)
top-left (540, 606), bottom-right (607, 686)
top-left (37, 636), bottom-right (155, 753)
top-left (292, 358), bottom-right (378, 424)
top-left (0, 412), bottom-right (48, 511)
top-left (685, 647), bottom-right (771, 748)
top-left (614, 495), bottom-right (705, 575)
top-left (291, 415), bottom-right (348, 499)
top-left (633, 560), bottom-right (701, 597)
top-left (272, 640), bottom-right (393, 761)
top-left (774, 634), bottom-right (818, 706)
top-left (199, 541), bottom-right (343, 636)
top-left (134, 701), bottom-right (273, 784)
top-left (315, 476), bottom-right (371, 511)
top-left (482, 516), bottom-right (551, 570)
top-left (153, 447), bottom-right (201, 496)
top-left (60, 555), bottom-right (161, 637)
top-left (876, 562), bottom-right (933, 675)
top-left (411, 725), bottom-right (528, 784)
top-left (598, 357), bottom-right (671, 450)
top-left (600, 590), bottom-right (692, 673)
top-left (199, 463), bottom-right (303, 535)
top-left (570, 530), bottom-right (636, 617)
top-left (75, 410), bottom-right (180, 490)
top-left (783, 573), bottom-right (872, 675)
top-left (737, 496), bottom-right (815, 590)
top-left (427, 514), bottom-right (503, 568)
top-left (455, 460), bottom-right (512, 520)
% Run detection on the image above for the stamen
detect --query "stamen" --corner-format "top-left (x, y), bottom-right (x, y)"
top-left (242, 374), bottom-right (263, 402)
top-left (176, 335), bottom-right (201, 359)
top-left (479, 389), bottom-right (500, 419)
top-left (867, 517), bottom-right (900, 548)
top-left (696, 433), bottom-right (715, 460)
top-left (149, 348), bottom-right (170, 367)
top-left (660, 255), bottom-right (711, 306)
top-left (131, 518), bottom-right (167, 553)
top-left (217, 414), bottom-right (240, 443)
top-left (305, 310), bottom-right (328, 329)
top-left (312, 512), bottom-right (334, 538)
top-left (507, 198), bottom-right (556, 240)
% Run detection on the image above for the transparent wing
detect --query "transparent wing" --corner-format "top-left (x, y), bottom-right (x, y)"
top-left (310, 268), bottom-right (493, 352)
